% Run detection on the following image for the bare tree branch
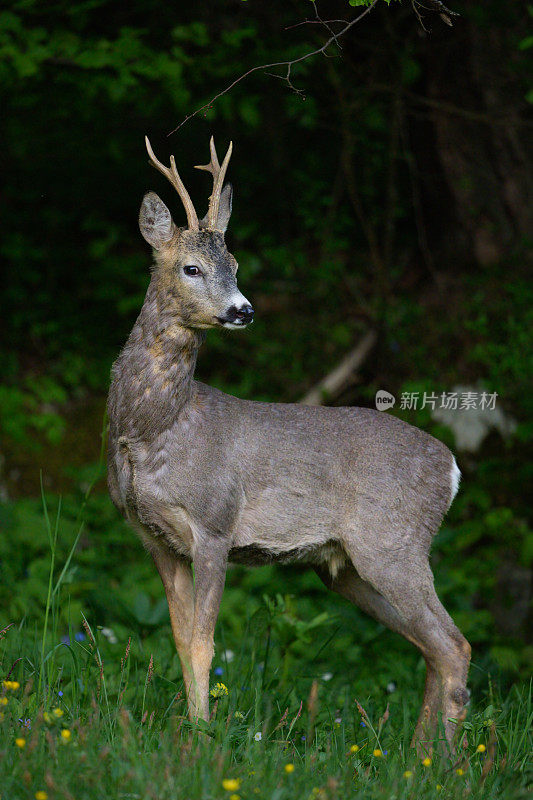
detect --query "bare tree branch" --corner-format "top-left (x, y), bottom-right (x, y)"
top-left (299, 330), bottom-right (377, 407)
top-left (167, 0), bottom-right (379, 136)
top-left (311, 2), bottom-right (345, 50)
top-left (284, 19), bottom-right (350, 32)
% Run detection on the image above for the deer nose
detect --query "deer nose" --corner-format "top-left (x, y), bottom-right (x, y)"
top-left (218, 300), bottom-right (255, 328)
top-left (234, 303), bottom-right (254, 324)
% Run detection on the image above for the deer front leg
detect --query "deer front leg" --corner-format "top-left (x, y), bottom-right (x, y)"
top-left (188, 539), bottom-right (229, 722)
top-left (151, 544), bottom-right (195, 703)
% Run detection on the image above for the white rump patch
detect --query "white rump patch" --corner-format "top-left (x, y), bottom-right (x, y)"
top-left (449, 457), bottom-right (461, 507)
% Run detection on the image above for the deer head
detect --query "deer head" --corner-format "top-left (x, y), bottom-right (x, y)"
top-left (139, 137), bottom-right (254, 330)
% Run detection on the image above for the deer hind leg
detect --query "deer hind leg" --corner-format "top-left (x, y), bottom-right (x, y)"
top-left (317, 555), bottom-right (471, 752)
top-left (416, 585), bottom-right (471, 749)
top-left (151, 544), bottom-right (195, 709)
top-left (315, 563), bottom-right (441, 751)
top-left (343, 550), bottom-right (470, 752)
top-left (407, 591), bottom-right (471, 752)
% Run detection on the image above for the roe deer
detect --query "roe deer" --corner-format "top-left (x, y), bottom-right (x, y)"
top-left (106, 136), bottom-right (470, 751)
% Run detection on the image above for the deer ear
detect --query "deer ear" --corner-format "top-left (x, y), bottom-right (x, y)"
top-left (139, 192), bottom-right (175, 249)
top-left (200, 183), bottom-right (233, 233)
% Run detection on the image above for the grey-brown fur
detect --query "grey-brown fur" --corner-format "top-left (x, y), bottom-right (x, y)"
top-left (107, 138), bottom-right (470, 753)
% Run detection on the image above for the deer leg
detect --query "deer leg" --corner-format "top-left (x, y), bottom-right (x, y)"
top-left (406, 597), bottom-right (470, 752)
top-left (342, 553), bottom-right (471, 752)
top-left (151, 544), bottom-right (195, 704)
top-left (418, 589), bottom-right (471, 749)
top-left (188, 541), bottom-right (229, 722)
top-left (315, 564), bottom-right (441, 751)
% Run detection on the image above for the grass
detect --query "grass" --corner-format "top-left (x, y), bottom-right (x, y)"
top-left (1, 625), bottom-right (531, 800)
top-left (0, 483), bottom-right (531, 799)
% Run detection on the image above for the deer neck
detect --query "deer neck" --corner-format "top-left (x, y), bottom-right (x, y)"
top-left (127, 279), bottom-right (204, 422)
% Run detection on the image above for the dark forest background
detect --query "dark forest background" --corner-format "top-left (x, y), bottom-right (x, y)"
top-left (0, 0), bottom-right (531, 681)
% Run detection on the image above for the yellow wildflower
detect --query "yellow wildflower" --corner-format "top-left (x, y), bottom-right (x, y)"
top-left (3, 681), bottom-right (19, 690)
top-left (422, 756), bottom-right (432, 767)
top-left (60, 728), bottom-right (71, 742)
top-left (222, 779), bottom-right (241, 792)
top-left (15, 737), bottom-right (26, 748)
top-left (229, 796), bottom-right (240, 800)
top-left (456, 768), bottom-right (464, 776)
top-left (373, 748), bottom-right (382, 758)
top-left (350, 744), bottom-right (359, 753)
top-left (0, 697), bottom-right (8, 706)
top-left (52, 707), bottom-right (63, 718)
top-left (35, 793), bottom-right (48, 800)
top-left (436, 785), bottom-right (442, 791)
top-left (10, 681), bottom-right (20, 690)
top-left (477, 743), bottom-right (486, 753)
top-left (210, 682), bottom-right (228, 698)
top-left (43, 712), bottom-right (52, 724)
top-left (284, 763), bottom-right (295, 773)
top-left (403, 770), bottom-right (413, 778)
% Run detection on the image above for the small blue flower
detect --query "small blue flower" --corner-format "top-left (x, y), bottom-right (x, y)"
top-left (214, 666), bottom-right (223, 676)
top-left (74, 632), bottom-right (86, 642)
top-left (301, 735), bottom-right (306, 741)
top-left (383, 750), bottom-right (388, 755)
top-left (360, 721), bottom-right (366, 727)
top-left (58, 690), bottom-right (63, 697)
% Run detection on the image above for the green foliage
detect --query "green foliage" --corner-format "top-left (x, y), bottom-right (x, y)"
top-left (0, 379), bottom-right (66, 448)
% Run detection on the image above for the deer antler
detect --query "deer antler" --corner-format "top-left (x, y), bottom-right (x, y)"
top-left (195, 136), bottom-right (233, 231)
top-left (145, 136), bottom-right (199, 231)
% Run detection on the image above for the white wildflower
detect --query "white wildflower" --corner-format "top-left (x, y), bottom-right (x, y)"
top-left (101, 627), bottom-right (118, 644)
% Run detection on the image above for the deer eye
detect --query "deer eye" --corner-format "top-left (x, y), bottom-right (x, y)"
top-left (183, 265), bottom-right (201, 276)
